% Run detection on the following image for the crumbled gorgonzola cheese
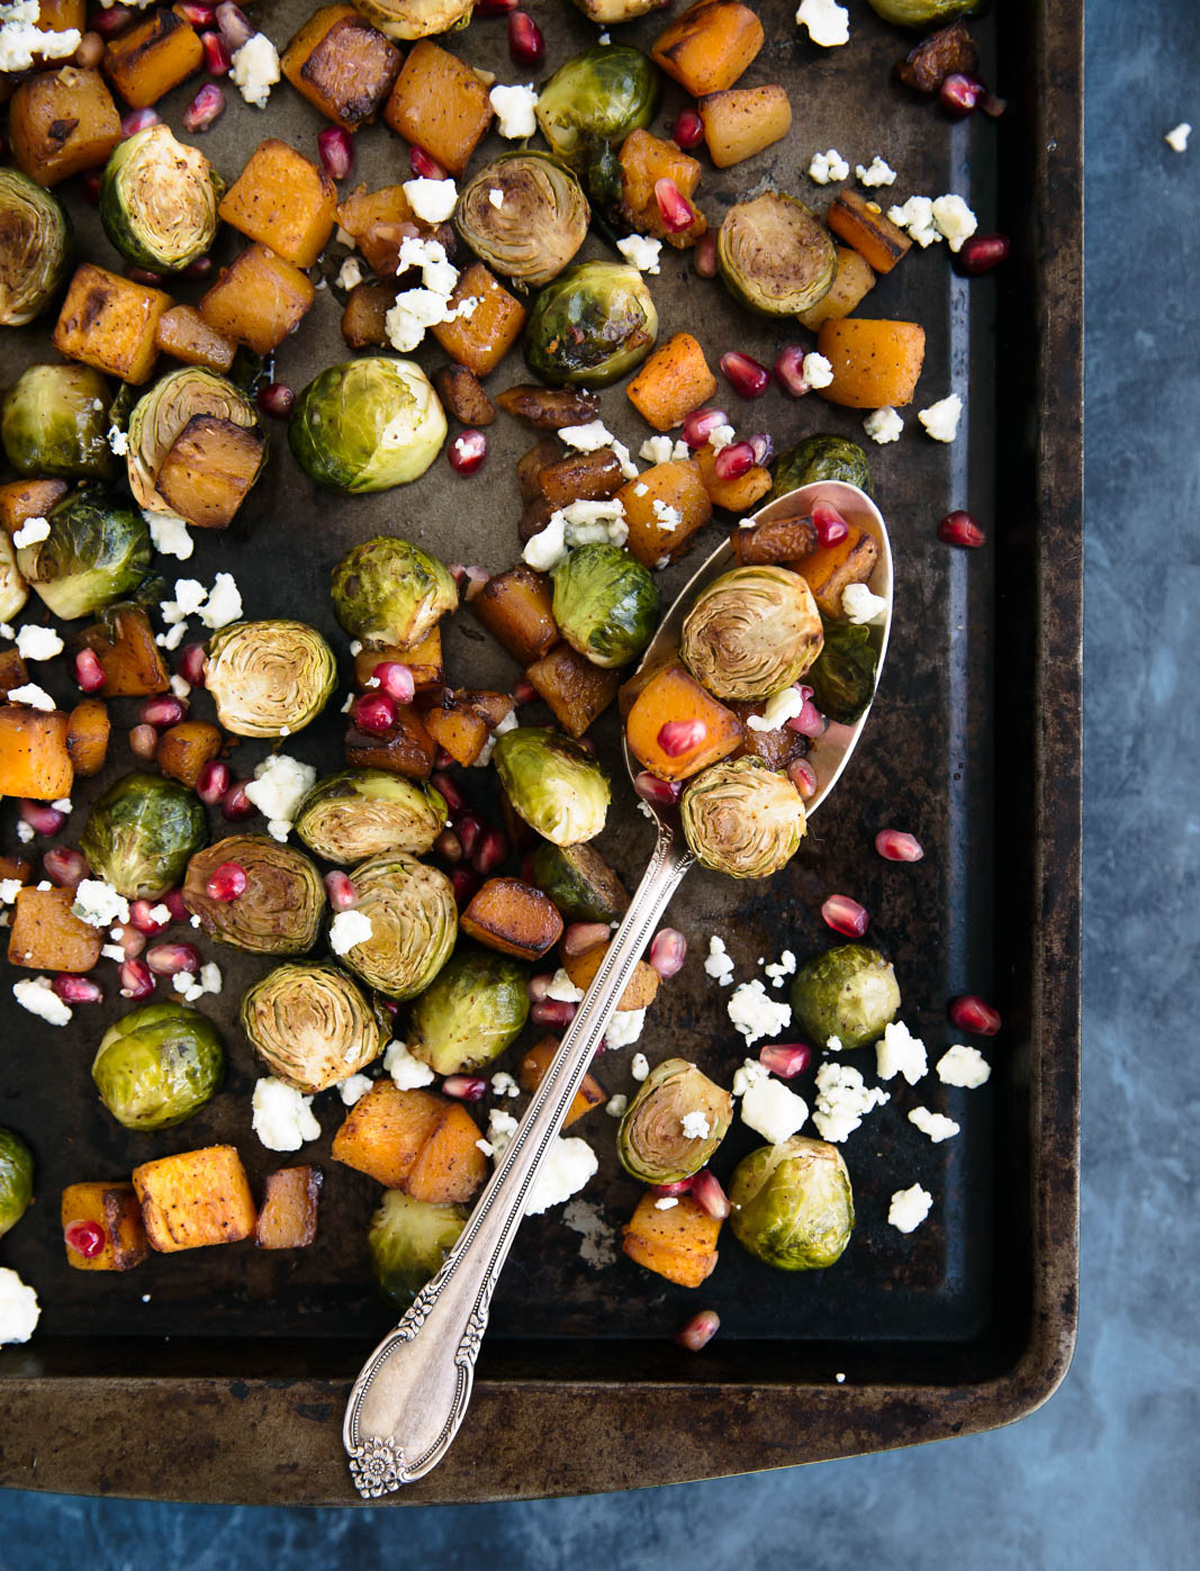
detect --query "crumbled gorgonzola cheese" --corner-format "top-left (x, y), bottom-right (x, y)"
top-left (337, 256), bottom-right (363, 291)
top-left (639, 435), bottom-right (674, 464)
top-left (841, 582), bottom-right (887, 624)
top-left (802, 351), bottom-right (834, 389)
top-left (546, 967), bottom-right (586, 1003)
top-left (746, 685), bottom-right (804, 732)
top-left (930, 194), bottom-right (977, 252)
top-left (875, 1019), bottom-right (928, 1086)
top-left (617, 233), bottom-right (662, 274)
top-left (863, 406), bottom-right (904, 445)
top-left (0, 1266), bottom-right (40, 1345)
top-left (6, 683), bottom-right (54, 711)
top-left (71, 880), bottom-right (130, 929)
top-left (329, 908), bottom-right (373, 956)
top-left (11, 515), bottom-right (49, 548)
top-left (243, 753), bottom-right (317, 838)
top-left (888, 1183), bottom-right (932, 1234)
top-left (809, 148), bottom-right (850, 185)
top-left (727, 979), bottom-right (792, 1046)
top-left (918, 394), bottom-right (963, 444)
top-left (907, 1105), bottom-right (960, 1143)
top-left (1165, 122), bottom-right (1191, 152)
top-left (763, 949), bottom-right (797, 987)
top-left (811, 1062), bottom-right (888, 1143)
top-left (936, 1044), bottom-right (991, 1088)
top-left (252, 1077), bottom-right (320, 1151)
top-left (887, 196), bottom-right (941, 248)
top-left (199, 572), bottom-right (242, 629)
top-left (384, 1040), bottom-right (436, 1090)
top-left (231, 33), bottom-right (280, 109)
top-left (630, 1052), bottom-right (650, 1081)
top-left (14, 624), bottom-right (62, 662)
top-left (12, 975), bottom-right (72, 1026)
top-left (605, 1007), bottom-right (646, 1048)
top-left (145, 509), bottom-right (194, 560)
top-left (704, 934), bottom-right (736, 984)
top-left (740, 1077), bottom-right (809, 1144)
top-left (559, 419), bottom-right (615, 452)
top-left (796, 0), bottom-right (849, 48)
top-left (338, 1073), bottom-right (374, 1106)
top-left (489, 82), bottom-right (538, 139)
top-left (402, 177), bottom-right (459, 224)
top-left (680, 1110), bottom-right (711, 1140)
top-left (856, 156), bottom-right (897, 188)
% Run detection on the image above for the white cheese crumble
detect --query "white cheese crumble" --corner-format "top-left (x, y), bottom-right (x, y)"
top-left (402, 177), bottom-right (459, 224)
top-left (12, 975), bottom-right (72, 1026)
top-left (812, 1062), bottom-right (889, 1143)
top-left (251, 1077), bottom-right (320, 1151)
top-left (0, 3), bottom-right (79, 74)
top-left (16, 821), bottom-right (34, 843)
top-left (243, 753), bottom-right (316, 839)
top-left (708, 423), bottom-right (736, 452)
top-left (338, 1073), bottom-right (374, 1106)
top-left (108, 425), bottom-right (129, 457)
top-left (6, 683), bottom-right (54, 711)
top-left (617, 233), bottom-right (663, 274)
top-left (763, 950), bottom-right (797, 987)
top-left (746, 686), bottom-right (804, 732)
top-left (841, 582), bottom-right (887, 624)
top-left (740, 1078), bottom-right (809, 1144)
top-left (170, 674), bottom-right (191, 701)
top-left (0, 1267), bottom-right (40, 1345)
top-left (802, 351), bottom-right (834, 390)
top-left (486, 1107), bottom-right (596, 1212)
top-left (826, 1036), bottom-right (843, 1052)
top-left (559, 419), bottom-right (615, 452)
top-left (384, 1040), bottom-right (436, 1090)
top-left (918, 393), bottom-right (964, 443)
top-left (605, 1007), bottom-right (646, 1048)
top-left (875, 1019), bottom-right (928, 1086)
top-left (200, 572), bottom-right (242, 629)
top-left (546, 967), bottom-right (586, 1003)
top-left (562, 497), bottom-right (628, 547)
top-left (329, 908), bottom-right (373, 956)
top-left (488, 187), bottom-right (505, 209)
top-left (522, 509), bottom-right (567, 572)
top-left (0, 879), bottom-right (23, 905)
top-left (651, 498), bottom-right (682, 534)
top-left (14, 624), bottom-right (62, 662)
top-left (471, 706), bottom-right (519, 768)
top-left (1165, 122), bottom-right (1191, 152)
top-left (908, 1105), bottom-right (960, 1143)
top-left (561, 1198), bottom-right (617, 1268)
top-left (936, 1044), bottom-right (991, 1089)
top-left (491, 1070), bottom-right (520, 1100)
top-left (143, 506), bottom-right (194, 560)
top-left (630, 1052), bottom-right (650, 1082)
top-left (809, 148), bottom-right (850, 185)
top-left (654, 1196), bottom-right (678, 1210)
top-left (71, 880), bottom-right (130, 929)
top-left (887, 195), bottom-right (941, 248)
top-left (888, 1183), bottom-right (933, 1235)
top-left (704, 935), bottom-right (736, 985)
top-left (611, 439), bottom-right (639, 480)
top-left (863, 406), bottom-right (904, 445)
top-left (0, 623), bottom-right (12, 640)
top-left (680, 1110), bottom-right (711, 1140)
top-left (11, 515), bottom-right (49, 548)
top-left (337, 256), bottom-right (363, 291)
top-left (605, 1094), bottom-right (628, 1118)
top-left (639, 435), bottom-right (674, 464)
top-left (930, 194), bottom-right (977, 252)
top-left (727, 979), bottom-right (792, 1046)
top-left (231, 32), bottom-right (280, 109)
top-left (856, 156), bottom-right (897, 188)
top-left (796, 0), bottom-right (849, 48)
top-left (489, 82), bottom-right (538, 139)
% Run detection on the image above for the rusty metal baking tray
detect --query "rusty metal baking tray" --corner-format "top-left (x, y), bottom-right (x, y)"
top-left (0, 0), bottom-right (1081, 1503)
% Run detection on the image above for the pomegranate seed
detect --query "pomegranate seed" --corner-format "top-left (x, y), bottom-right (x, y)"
top-left (475, 0), bottom-right (517, 13)
top-left (453, 563), bottom-right (490, 601)
top-left (454, 811), bottom-right (485, 859)
top-left (940, 72), bottom-right (982, 115)
top-left (657, 719), bottom-right (707, 757)
top-left (257, 382), bottom-right (294, 419)
top-left (451, 867), bottom-right (480, 908)
top-left (690, 1170), bottom-right (732, 1220)
top-left (200, 30), bottom-right (230, 74)
top-left (90, 4), bottom-right (134, 37)
top-left (787, 698), bottom-right (827, 738)
top-left (140, 695), bottom-right (187, 728)
top-left (634, 771), bottom-right (682, 807)
top-left (774, 345), bottom-right (811, 397)
top-left (508, 11), bottom-right (544, 65)
top-left (74, 30), bottom-right (104, 68)
top-left (74, 648), bottom-right (106, 693)
top-left (957, 234), bottom-right (1010, 275)
top-left (196, 759), bottom-right (230, 806)
top-left (720, 351), bottom-right (770, 399)
top-left (875, 829), bottom-right (924, 863)
top-left (431, 771), bottom-right (466, 814)
top-left (119, 959), bottom-right (154, 999)
top-left (318, 125), bottom-right (354, 181)
top-left (205, 862), bottom-right (247, 902)
top-left (449, 430), bottom-right (488, 475)
top-left (52, 973), bottom-right (103, 1006)
top-left (176, 1), bottom-right (215, 24)
top-left (79, 170), bottom-right (103, 204)
top-left (680, 406), bottom-right (728, 448)
top-left (120, 108), bottom-right (159, 138)
top-left (531, 998), bottom-right (576, 1027)
top-left (519, 852), bottom-right (536, 883)
top-left (713, 441), bottom-right (755, 482)
top-left (183, 255), bottom-right (214, 281)
top-left (434, 828), bottom-right (463, 864)
top-left (654, 177), bottom-right (695, 234)
top-left (129, 899), bottom-right (169, 935)
top-left (948, 994), bottom-right (1001, 1035)
top-left (759, 1043), bottom-right (811, 1078)
top-left (442, 1075), bottom-right (487, 1101)
top-left (672, 107), bottom-right (704, 149)
top-left (221, 781), bottom-right (256, 821)
top-left (472, 827), bottom-right (509, 876)
top-left (19, 800), bottom-right (66, 836)
top-left (813, 501), bottom-right (850, 548)
top-left (693, 231), bottom-right (718, 278)
top-left (787, 757), bottom-right (818, 798)
top-left (111, 924), bottom-right (146, 960)
top-left (178, 642), bottom-right (208, 687)
top-left (324, 871), bottom-right (358, 910)
top-left (161, 888), bottom-right (189, 924)
top-left (353, 692), bottom-right (397, 735)
top-left (652, 1180), bottom-right (693, 1198)
top-left (182, 83), bottom-right (225, 133)
top-left (513, 679), bottom-right (537, 705)
top-left (649, 928), bottom-right (687, 979)
top-left (410, 145), bottom-right (447, 180)
top-left (64, 1219), bottom-right (107, 1259)
top-left (146, 941), bottom-right (201, 977)
top-left (749, 433), bottom-right (774, 468)
top-left (938, 510), bottom-right (986, 548)
top-left (215, 1), bottom-right (253, 50)
top-left (676, 1309), bottom-right (720, 1351)
top-left (129, 723), bottom-right (159, 760)
top-left (366, 662), bottom-right (412, 705)
top-left (127, 266), bottom-right (164, 287)
top-left (563, 922), bottom-right (610, 957)
top-left (527, 973), bottom-right (553, 1002)
top-left (821, 894), bottom-right (869, 937)
top-left (43, 847), bottom-right (89, 887)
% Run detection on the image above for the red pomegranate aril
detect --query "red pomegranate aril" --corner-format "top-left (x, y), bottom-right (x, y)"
top-left (948, 994), bottom-right (1001, 1035)
top-left (44, 847), bottom-right (89, 887)
top-left (90, 4), bottom-right (134, 37)
top-left (74, 648), bottom-right (106, 693)
top-left (475, 0), bottom-right (517, 13)
top-left (787, 698), bottom-right (827, 738)
top-left (690, 1170), bottom-right (732, 1220)
top-left (472, 827), bottom-right (509, 876)
top-left (508, 10), bottom-right (544, 65)
top-left (773, 344), bottom-right (810, 397)
top-left (205, 861), bottom-right (247, 902)
top-left (676, 1308), bottom-right (720, 1351)
top-left (120, 107), bottom-right (159, 137)
top-left (652, 1179), bottom-right (693, 1197)
top-left (434, 828), bottom-right (463, 864)
top-left (176, 1), bottom-right (216, 24)
top-left (369, 661), bottom-right (415, 705)
top-left (450, 563), bottom-right (489, 600)
top-left (563, 921), bottom-right (611, 957)
top-left (938, 509), bottom-right (986, 548)
top-left (431, 770), bottom-right (466, 814)
top-left (19, 800), bottom-right (66, 836)
top-left (748, 432), bottom-right (773, 467)
top-left (162, 888), bottom-right (189, 924)
top-left (196, 759), bottom-right (230, 806)
top-left (127, 266), bottom-right (164, 287)
top-left (442, 1074), bottom-right (487, 1102)
top-left (693, 231), bottom-right (718, 278)
top-left (513, 678), bottom-right (537, 705)
top-left (654, 177), bottom-right (695, 233)
top-left (680, 406), bottom-right (728, 448)
top-left (940, 72), bottom-right (982, 115)
top-left (634, 770), bottom-right (682, 807)
top-left (409, 144), bottom-right (447, 180)
top-left (200, 30), bottom-right (230, 74)
top-left (720, 351), bottom-right (770, 398)
top-left (129, 723), bottom-right (159, 760)
top-left (221, 781), bottom-right (255, 821)
top-left (64, 1219), bottom-right (107, 1259)
top-left (53, 973), bottom-right (104, 1006)
top-left (822, 894), bottom-right (869, 937)
top-left (318, 124), bottom-right (354, 181)
top-left (813, 501), bottom-right (850, 548)
top-left (257, 381), bottom-right (294, 419)
top-left (649, 927), bottom-right (687, 979)
top-left (527, 973), bottom-right (553, 1002)
top-left (875, 828), bottom-right (924, 863)
top-left (183, 255), bottom-right (214, 281)
top-left (454, 810), bottom-right (484, 859)
top-left (451, 867), bottom-right (480, 908)
top-left (146, 941), bottom-right (201, 977)
top-left (215, 1), bottom-right (253, 49)
top-left (111, 924), bottom-right (146, 960)
top-left (353, 692), bottom-right (397, 735)
top-left (531, 998), bottom-right (576, 1028)
top-left (182, 83), bottom-right (225, 133)
top-left (759, 1043), bottom-right (811, 1078)
top-left (787, 757), bottom-right (818, 798)
top-left (322, 870), bottom-right (358, 911)
top-left (140, 695), bottom-right (187, 728)
top-left (957, 234), bottom-right (1010, 275)
top-left (178, 642), bottom-right (208, 687)
top-left (449, 429), bottom-right (488, 475)
top-left (129, 899), bottom-right (169, 935)
top-left (713, 441), bottom-right (755, 482)
top-left (120, 958), bottom-right (155, 999)
top-left (79, 169), bottom-right (103, 204)
top-left (672, 107), bottom-right (704, 149)
top-left (657, 718), bottom-right (707, 757)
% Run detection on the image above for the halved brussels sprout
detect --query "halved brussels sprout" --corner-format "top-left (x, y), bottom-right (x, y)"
top-left (528, 840), bottom-right (629, 925)
top-left (729, 1137), bottom-right (855, 1271)
top-left (524, 262), bottom-right (658, 387)
top-left (717, 193), bottom-right (837, 317)
top-left (330, 537), bottom-right (457, 652)
top-left (0, 1127), bottom-right (34, 1239)
top-left (0, 531), bottom-right (28, 625)
top-left (240, 962), bottom-right (388, 1092)
top-left (456, 153), bottom-right (591, 290)
top-left (808, 618), bottom-right (882, 724)
top-left (790, 944), bottom-right (900, 1051)
top-left (183, 836), bottom-right (326, 955)
top-left (295, 771), bottom-right (447, 865)
top-left (680, 565), bottom-right (824, 701)
top-left (100, 124), bottom-right (222, 272)
top-left (16, 487), bottom-right (156, 621)
top-left (1, 364), bottom-right (115, 480)
top-left (204, 619), bottom-right (337, 738)
top-left (289, 357), bottom-right (446, 493)
top-left (368, 1189), bottom-right (468, 1312)
top-left (408, 943), bottom-right (530, 1076)
top-left (536, 46), bottom-right (660, 175)
top-left (551, 544), bottom-right (660, 669)
top-left (769, 434), bottom-right (872, 501)
top-left (127, 366), bottom-right (263, 515)
top-left (616, 1058), bottom-right (732, 1184)
top-left (337, 852), bottom-right (457, 999)
top-left (0, 170), bottom-right (72, 327)
top-left (493, 727), bottom-right (610, 847)
top-left (868, 0), bottom-right (984, 24)
top-left (91, 1002), bottom-right (225, 1131)
top-left (80, 772), bottom-right (207, 899)
top-left (350, 0), bottom-right (473, 39)
top-left (681, 756), bottom-right (806, 879)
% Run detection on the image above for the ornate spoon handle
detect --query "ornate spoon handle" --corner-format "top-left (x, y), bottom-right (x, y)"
top-left (344, 825), bottom-right (693, 1497)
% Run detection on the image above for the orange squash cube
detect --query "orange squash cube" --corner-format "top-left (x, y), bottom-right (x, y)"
top-left (282, 3), bottom-right (402, 131)
top-left (518, 1037), bottom-right (605, 1127)
top-left (826, 189), bottom-right (912, 276)
top-left (814, 318), bottom-right (927, 410)
top-left (332, 1082), bottom-right (446, 1189)
top-left (460, 878), bottom-right (564, 962)
top-left (254, 1166), bottom-right (323, 1249)
top-left (622, 1191), bottom-right (721, 1287)
top-left (617, 460), bottom-right (713, 568)
top-left (431, 263), bottom-right (526, 377)
top-left (0, 480), bottom-right (69, 535)
top-left (524, 643), bottom-right (622, 739)
top-left (693, 442), bottom-right (772, 512)
top-left (383, 39), bottom-right (493, 176)
top-left (421, 701), bottom-right (491, 767)
top-left (7, 67), bottom-right (122, 187)
top-left (154, 305), bottom-right (238, 374)
top-left (626, 332), bottom-right (717, 431)
top-left (0, 706), bottom-right (74, 800)
top-left (336, 183), bottom-right (416, 275)
top-left (65, 698), bottom-right (111, 778)
top-left (53, 263), bottom-right (172, 384)
top-left (561, 940), bottom-right (660, 1012)
top-left (619, 128), bottom-right (706, 247)
top-left (651, 0), bottom-right (764, 96)
top-left (198, 244), bottom-right (315, 354)
top-left (132, 1146), bottom-right (257, 1253)
top-left (8, 885), bottom-right (103, 973)
top-left (62, 1181), bottom-right (150, 1271)
top-left (103, 6), bottom-right (204, 110)
top-left (470, 565), bottom-right (558, 666)
top-left (218, 139), bottom-right (339, 269)
top-left (355, 628), bottom-right (444, 692)
top-left (404, 1104), bottom-right (489, 1204)
top-left (73, 606), bottom-right (170, 697)
top-left (793, 523), bottom-right (880, 619)
top-left (625, 663), bottom-right (744, 781)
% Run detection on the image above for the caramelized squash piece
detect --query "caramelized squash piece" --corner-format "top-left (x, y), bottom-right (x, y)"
top-left (332, 1082), bottom-right (446, 1189)
top-left (732, 515), bottom-right (818, 566)
top-left (73, 606), bottom-right (169, 696)
top-left (622, 1191), bottom-right (721, 1287)
top-left (796, 247), bottom-right (876, 332)
top-left (355, 628), bottom-right (444, 692)
top-left (0, 649), bottom-right (29, 697)
top-left (282, 4), bottom-right (402, 131)
top-left (498, 386), bottom-right (600, 430)
top-left (460, 877), bottom-right (564, 961)
top-left (254, 1166), bottom-right (323, 1249)
top-left (562, 940), bottom-right (660, 1012)
top-left (697, 85), bottom-right (791, 168)
top-left (155, 413), bottom-right (266, 529)
top-left (518, 1037), bottom-right (605, 1127)
top-left (404, 1104), bottom-right (489, 1204)
top-left (815, 319), bottom-right (926, 409)
top-left (524, 643), bottom-right (622, 738)
top-left (65, 698), bottom-right (111, 778)
top-left (218, 139), bottom-right (339, 269)
top-left (8, 885), bottom-right (102, 973)
top-left (694, 442), bottom-right (772, 511)
top-left (0, 856), bottom-right (32, 885)
top-left (345, 704), bottom-right (437, 779)
top-left (62, 1182), bottom-right (150, 1271)
top-left (421, 701), bottom-right (490, 767)
top-left (0, 706), bottom-right (73, 799)
top-left (53, 263), bottom-right (172, 384)
top-left (199, 244), bottom-right (315, 355)
top-left (154, 305), bottom-right (238, 374)
top-left (133, 1145), bottom-right (258, 1253)
top-left (537, 449), bottom-right (625, 509)
top-left (620, 128), bottom-right (706, 247)
top-left (626, 332), bottom-right (718, 431)
top-left (728, 700), bottom-right (810, 771)
top-left (156, 720), bottom-right (223, 788)
top-left (651, 1), bottom-right (763, 96)
top-left (336, 183), bottom-right (416, 275)
top-left (433, 365), bottom-right (496, 427)
top-left (826, 189), bottom-right (912, 276)
top-left (793, 524), bottom-right (880, 619)
top-left (470, 565), bottom-right (558, 667)
top-left (341, 279), bottom-right (400, 349)
top-left (103, 6), bottom-right (204, 109)
top-left (0, 480), bottom-right (68, 535)
top-left (383, 39), bottom-right (494, 176)
top-left (8, 67), bottom-right (122, 187)
top-left (617, 460), bottom-right (713, 568)
top-left (625, 664), bottom-right (744, 781)
top-left (431, 263), bottom-right (526, 377)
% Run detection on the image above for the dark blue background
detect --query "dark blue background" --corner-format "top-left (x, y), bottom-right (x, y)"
top-left (3, 0), bottom-right (1198, 1563)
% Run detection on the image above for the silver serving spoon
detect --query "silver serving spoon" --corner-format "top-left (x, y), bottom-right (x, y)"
top-left (342, 481), bottom-right (892, 1498)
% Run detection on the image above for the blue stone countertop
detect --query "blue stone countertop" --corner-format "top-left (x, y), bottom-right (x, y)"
top-left (2, 0), bottom-right (1198, 1564)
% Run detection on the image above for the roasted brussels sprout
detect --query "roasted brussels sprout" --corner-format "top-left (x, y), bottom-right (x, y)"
top-left (183, 836), bottom-right (326, 955)
top-left (0, 1128), bottom-right (34, 1239)
top-left (617, 1058), bottom-right (732, 1184)
top-left (80, 772), bottom-right (207, 899)
top-left (681, 757), bottom-right (806, 879)
top-left (1, 364), bottom-right (115, 480)
top-left (868, 0), bottom-right (985, 24)
top-left (0, 170), bottom-right (72, 327)
top-left (240, 962), bottom-right (388, 1092)
top-left (0, 531), bottom-right (28, 625)
top-left (729, 1137), bottom-right (854, 1271)
top-left (289, 358), bottom-right (446, 493)
top-left (295, 771), bottom-right (447, 865)
top-left (524, 263), bottom-right (658, 387)
top-left (408, 944), bottom-right (530, 1077)
top-left (350, 0), bottom-right (473, 39)
top-left (368, 1189), bottom-right (468, 1312)
top-left (551, 544), bottom-right (660, 669)
top-left (790, 944), bottom-right (900, 1051)
top-left (330, 537), bottom-right (457, 652)
top-left (808, 618), bottom-right (883, 724)
top-left (456, 154), bottom-right (591, 289)
top-left (493, 727), bottom-right (610, 846)
top-left (717, 193), bottom-right (837, 317)
top-left (127, 366), bottom-right (263, 515)
top-left (91, 1002), bottom-right (225, 1131)
top-left (769, 435), bottom-right (872, 501)
top-left (536, 46), bottom-right (660, 174)
top-left (100, 124), bottom-right (222, 272)
top-left (337, 852), bottom-right (457, 999)
top-left (204, 619), bottom-right (337, 738)
top-left (680, 565), bottom-right (824, 701)
top-left (573, 0), bottom-right (667, 18)
top-left (16, 487), bottom-right (156, 621)
top-left (528, 840), bottom-right (629, 924)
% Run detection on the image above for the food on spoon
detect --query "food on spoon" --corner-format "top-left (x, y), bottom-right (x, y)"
top-left (625, 333), bottom-right (718, 433)
top-left (768, 434), bottom-right (873, 500)
top-left (527, 841), bottom-right (630, 925)
top-left (0, 1128), bottom-right (34, 1239)
top-left (1, 364), bottom-right (115, 480)
top-left (717, 192), bottom-right (837, 317)
top-left (92, 1002), bottom-right (225, 1132)
top-left (333, 851), bottom-right (457, 998)
top-left (290, 358), bottom-right (446, 492)
top-left (7, 884), bottom-right (103, 973)
top-left (241, 962), bottom-right (388, 1092)
top-left (255, 1165), bottom-right (323, 1250)
top-left (459, 878), bottom-right (564, 962)
top-left (101, 6), bottom-right (204, 110)
top-left (790, 943), bottom-right (901, 1050)
top-left (680, 565), bottom-right (824, 701)
top-left (0, 705), bottom-right (74, 800)
top-left (295, 771), bottom-right (447, 864)
top-left (457, 153), bottom-right (591, 290)
top-left (100, 125), bottom-right (222, 272)
top-left (0, 171), bottom-right (72, 327)
top-left (332, 1081), bottom-right (488, 1202)
top-left (183, 836), bottom-right (326, 955)
top-left (814, 318), bottom-right (927, 408)
top-left (795, 521), bottom-right (880, 619)
top-left (728, 1136), bottom-right (855, 1271)
top-left (16, 488), bottom-right (154, 621)
top-left (126, 365), bottom-right (265, 522)
top-left (72, 605), bottom-right (170, 696)
top-left (52, 263), bottom-right (172, 385)
top-left (524, 262), bottom-right (658, 387)
top-left (680, 756), bottom-right (806, 878)
top-left (730, 514), bottom-right (818, 566)
top-left (617, 1057), bottom-right (731, 1183)
top-left (217, 138), bottom-right (336, 270)
top-left (204, 619), bottom-right (336, 738)
top-left (825, 189), bottom-right (912, 276)
top-left (408, 944), bottom-right (531, 1076)
top-left (809, 618), bottom-right (883, 723)
top-left (795, 247), bottom-right (877, 332)
top-left (431, 263), bottom-right (528, 377)
top-left (368, 1188), bottom-right (469, 1310)
top-left (651, 0), bottom-right (764, 96)
top-left (81, 772), bottom-right (207, 899)
top-left (132, 1145), bottom-right (258, 1253)
top-left (517, 1037), bottom-right (607, 1126)
top-left (383, 35), bottom-right (493, 173)
top-left (198, 244), bottom-right (315, 356)
top-left (282, 4), bottom-right (403, 130)
top-left (625, 662), bottom-right (744, 781)
top-left (622, 1190), bottom-right (722, 1287)
top-left (697, 85), bottom-right (792, 168)
top-left (60, 1180), bottom-right (150, 1270)
top-left (492, 727), bottom-right (611, 847)
top-left (535, 44), bottom-right (661, 185)
top-left (551, 544), bottom-right (660, 670)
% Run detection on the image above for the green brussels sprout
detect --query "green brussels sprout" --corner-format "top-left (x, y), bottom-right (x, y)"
top-left (1, 364), bottom-right (115, 479)
top-left (183, 836), bottom-right (326, 955)
top-left (551, 544), bottom-right (660, 669)
top-left (717, 193), bottom-right (837, 317)
top-left (536, 46), bottom-right (660, 174)
top-left (680, 565), bottom-right (824, 701)
top-left (524, 262), bottom-right (658, 387)
top-left (16, 487), bottom-right (156, 622)
top-left (681, 756), bottom-right (806, 879)
top-left (790, 944), bottom-right (900, 1051)
top-left (368, 1189), bottom-right (468, 1311)
top-left (204, 619), bottom-right (337, 738)
top-left (0, 530), bottom-right (28, 625)
top-left (769, 435), bottom-right (872, 502)
top-left (0, 170), bottom-right (72, 327)
top-left (493, 727), bottom-right (610, 847)
top-left (330, 537), bottom-right (457, 652)
top-left (729, 1136), bottom-right (855, 1271)
top-left (408, 944), bottom-right (530, 1077)
top-left (92, 1002), bottom-right (225, 1131)
top-left (0, 1127), bottom-right (34, 1239)
top-left (80, 772), bottom-right (207, 899)
top-left (337, 852), bottom-right (457, 1000)
top-left (617, 1058), bottom-right (732, 1184)
top-left (289, 357), bottom-right (446, 493)
top-left (456, 153), bottom-right (591, 289)
top-left (127, 366), bottom-right (263, 516)
top-left (351, 0), bottom-right (472, 39)
top-left (867, 0), bottom-right (985, 25)
top-left (100, 124), bottom-right (222, 271)
top-left (528, 840), bottom-right (629, 924)
top-left (808, 617), bottom-right (882, 724)
top-left (240, 962), bottom-right (388, 1092)
top-left (294, 771), bottom-right (447, 865)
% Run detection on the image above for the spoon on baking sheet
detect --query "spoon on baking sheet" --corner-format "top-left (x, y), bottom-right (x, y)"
top-left (342, 481), bottom-right (893, 1498)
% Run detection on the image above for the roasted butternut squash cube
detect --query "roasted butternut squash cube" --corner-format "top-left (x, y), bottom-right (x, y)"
top-left (132, 1145), bottom-right (257, 1253)
top-left (254, 1165), bottom-right (323, 1249)
top-left (460, 878), bottom-right (564, 961)
top-left (518, 1036), bottom-right (606, 1127)
top-left (733, 514), bottom-right (819, 567)
top-left (815, 318), bottom-right (926, 409)
top-left (156, 720), bottom-right (223, 788)
top-left (154, 304), bottom-right (238, 373)
top-left (65, 698), bottom-right (111, 778)
top-left (421, 701), bottom-right (490, 767)
top-left (796, 247), bottom-right (876, 332)
top-left (0, 706), bottom-right (73, 799)
top-left (433, 365), bottom-right (495, 427)
top-left (218, 139), bottom-right (338, 269)
top-left (282, 3), bottom-right (402, 131)
top-left (619, 128), bottom-right (706, 247)
top-left (0, 649), bottom-right (28, 697)
top-left (8, 885), bottom-right (102, 973)
top-left (622, 1191), bottom-right (721, 1287)
top-left (383, 39), bottom-right (493, 176)
top-left (0, 856), bottom-right (32, 885)
top-left (524, 643), bottom-right (621, 738)
top-left (694, 442), bottom-right (772, 512)
top-left (794, 523), bottom-right (880, 619)
top-left (617, 460), bottom-right (713, 568)
top-left (626, 332), bottom-right (717, 432)
top-left (341, 279), bottom-right (400, 349)
top-left (53, 263), bottom-right (172, 384)
top-left (332, 1082), bottom-right (446, 1189)
top-left (405, 1104), bottom-right (489, 1204)
top-left (826, 189), bottom-right (912, 276)
top-left (336, 182), bottom-right (416, 275)
top-left (345, 703), bottom-right (437, 778)
top-left (470, 565), bottom-right (558, 666)
top-left (354, 630), bottom-right (444, 692)
top-left (7, 67), bottom-right (122, 187)
top-left (651, 0), bottom-right (763, 96)
top-left (729, 699), bottom-right (810, 772)
top-left (625, 664), bottom-right (744, 781)
top-left (698, 84), bottom-right (792, 168)
top-left (562, 940), bottom-right (660, 1012)
top-left (62, 1181), bottom-right (150, 1271)
top-left (73, 606), bottom-right (169, 696)
top-left (0, 480), bottom-right (68, 535)
top-left (431, 263), bottom-right (526, 377)
top-left (155, 414), bottom-right (266, 529)
top-left (198, 244), bottom-right (315, 354)
top-left (103, 6), bottom-right (204, 110)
